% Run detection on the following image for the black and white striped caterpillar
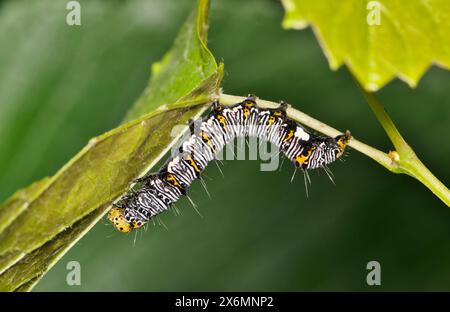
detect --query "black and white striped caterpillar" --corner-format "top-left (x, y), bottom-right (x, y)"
top-left (108, 96), bottom-right (351, 233)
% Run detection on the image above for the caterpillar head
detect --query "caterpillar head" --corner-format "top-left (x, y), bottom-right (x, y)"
top-left (108, 207), bottom-right (132, 233)
top-left (334, 130), bottom-right (351, 159)
top-left (108, 207), bottom-right (145, 233)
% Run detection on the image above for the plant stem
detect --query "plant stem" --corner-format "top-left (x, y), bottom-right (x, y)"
top-left (356, 83), bottom-right (409, 155)
top-left (219, 93), bottom-right (450, 207)
top-left (359, 88), bottom-right (450, 206)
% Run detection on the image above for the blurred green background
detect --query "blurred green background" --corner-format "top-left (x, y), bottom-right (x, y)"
top-left (0, 0), bottom-right (449, 291)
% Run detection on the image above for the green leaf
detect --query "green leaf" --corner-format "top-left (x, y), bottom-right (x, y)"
top-left (281, 0), bottom-right (450, 91)
top-left (124, 0), bottom-right (217, 120)
top-left (0, 0), bottom-right (222, 291)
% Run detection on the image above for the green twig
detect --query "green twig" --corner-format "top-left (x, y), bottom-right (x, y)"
top-left (359, 88), bottom-right (450, 206)
top-left (219, 93), bottom-right (450, 207)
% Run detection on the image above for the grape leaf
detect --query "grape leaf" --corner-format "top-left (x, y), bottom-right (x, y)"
top-left (281, 0), bottom-right (450, 91)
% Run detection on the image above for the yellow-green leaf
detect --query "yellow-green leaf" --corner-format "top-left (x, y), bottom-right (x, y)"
top-left (0, 0), bottom-right (222, 291)
top-left (125, 0), bottom-right (217, 120)
top-left (281, 0), bottom-right (450, 91)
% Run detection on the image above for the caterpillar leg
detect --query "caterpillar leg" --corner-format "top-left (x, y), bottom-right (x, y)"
top-left (131, 176), bottom-right (147, 184)
top-left (212, 100), bottom-right (223, 112)
top-left (278, 100), bottom-right (289, 112)
top-left (188, 118), bottom-right (203, 135)
top-left (188, 118), bottom-right (195, 135)
top-left (246, 94), bottom-right (258, 102)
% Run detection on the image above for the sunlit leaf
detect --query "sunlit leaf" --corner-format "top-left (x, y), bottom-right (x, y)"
top-left (281, 0), bottom-right (450, 91)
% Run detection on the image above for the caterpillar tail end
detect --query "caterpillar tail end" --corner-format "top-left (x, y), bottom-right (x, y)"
top-left (108, 207), bottom-right (144, 233)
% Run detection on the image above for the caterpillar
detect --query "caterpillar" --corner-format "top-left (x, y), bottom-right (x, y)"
top-left (108, 96), bottom-right (351, 233)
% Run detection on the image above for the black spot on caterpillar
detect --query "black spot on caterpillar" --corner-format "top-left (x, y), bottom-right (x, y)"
top-left (108, 96), bottom-right (351, 233)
